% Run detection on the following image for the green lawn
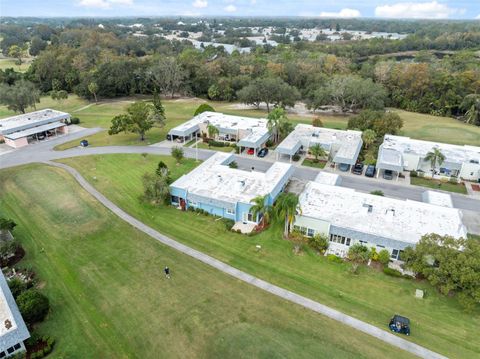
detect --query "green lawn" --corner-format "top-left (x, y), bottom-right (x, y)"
top-left (302, 158), bottom-right (328, 169)
top-left (57, 154), bottom-right (480, 359)
top-left (0, 164), bottom-right (414, 359)
top-left (2, 95), bottom-right (479, 149)
top-left (0, 57), bottom-right (32, 72)
top-left (410, 177), bottom-right (468, 195)
top-left (197, 142), bottom-right (235, 153)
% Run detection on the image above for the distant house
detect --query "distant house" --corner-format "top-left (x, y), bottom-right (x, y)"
top-left (0, 109), bottom-right (70, 149)
top-left (293, 173), bottom-right (468, 259)
top-left (275, 124), bottom-right (363, 166)
top-left (0, 271), bottom-right (30, 358)
top-left (170, 152), bottom-right (294, 224)
top-left (377, 135), bottom-right (480, 181)
top-left (167, 111), bottom-right (271, 155)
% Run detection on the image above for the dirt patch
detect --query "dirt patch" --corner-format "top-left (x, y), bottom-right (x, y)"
top-left (471, 184), bottom-right (480, 192)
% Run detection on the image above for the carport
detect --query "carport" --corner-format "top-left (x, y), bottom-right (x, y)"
top-left (168, 124), bottom-right (199, 143)
top-left (276, 139), bottom-right (302, 162)
top-left (4, 121), bottom-right (68, 148)
top-left (376, 146), bottom-right (404, 181)
top-left (238, 130), bottom-right (270, 156)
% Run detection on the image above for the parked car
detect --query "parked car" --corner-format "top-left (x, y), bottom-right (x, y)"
top-left (257, 148), bottom-right (268, 158)
top-left (383, 169), bottom-right (394, 180)
top-left (365, 165), bottom-right (376, 177)
top-left (389, 315), bottom-right (410, 336)
top-left (339, 163), bottom-right (351, 172)
top-left (166, 134), bottom-right (172, 141)
top-left (247, 148), bottom-right (255, 155)
top-left (36, 132), bottom-right (46, 140)
top-left (352, 163), bottom-right (364, 175)
top-left (80, 140), bottom-right (89, 147)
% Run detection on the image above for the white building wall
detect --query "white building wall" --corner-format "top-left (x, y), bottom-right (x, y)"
top-left (460, 162), bottom-right (480, 181)
top-left (402, 153), bottom-right (420, 171)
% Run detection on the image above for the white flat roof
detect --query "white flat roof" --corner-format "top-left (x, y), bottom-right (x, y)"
top-left (171, 152), bottom-right (293, 204)
top-left (0, 109), bottom-right (70, 135)
top-left (314, 172), bottom-right (341, 186)
top-left (5, 121), bottom-right (65, 140)
top-left (422, 190), bottom-right (454, 208)
top-left (276, 124), bottom-right (363, 162)
top-left (381, 135), bottom-right (480, 165)
top-left (299, 182), bottom-right (467, 244)
top-left (168, 111), bottom-right (269, 145)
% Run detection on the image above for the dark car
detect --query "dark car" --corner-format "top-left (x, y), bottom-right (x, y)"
top-left (166, 134), bottom-right (172, 141)
top-left (389, 315), bottom-right (410, 336)
top-left (352, 163), bottom-right (364, 175)
top-left (257, 148), bottom-right (269, 158)
top-left (339, 163), bottom-right (351, 172)
top-left (365, 165), bottom-right (376, 177)
top-left (80, 140), bottom-right (89, 147)
top-left (37, 132), bottom-right (46, 140)
top-left (383, 169), bottom-right (394, 180)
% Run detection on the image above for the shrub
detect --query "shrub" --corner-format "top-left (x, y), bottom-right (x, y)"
top-left (69, 117), bottom-right (80, 125)
top-left (17, 289), bottom-right (50, 325)
top-left (266, 139), bottom-right (274, 147)
top-left (383, 267), bottom-right (403, 277)
top-left (228, 161), bottom-right (238, 169)
top-left (378, 249), bottom-right (391, 266)
top-left (292, 154), bottom-right (301, 161)
top-left (327, 254), bottom-right (343, 263)
top-left (370, 190), bottom-right (384, 196)
top-left (348, 243), bottom-right (370, 263)
top-left (171, 146), bottom-right (184, 163)
top-left (308, 234), bottom-right (329, 253)
top-left (449, 177), bottom-right (458, 184)
top-left (221, 219), bottom-right (235, 231)
top-left (369, 247), bottom-right (379, 261)
top-left (8, 278), bottom-right (28, 299)
top-left (410, 170), bottom-right (418, 177)
top-left (208, 140), bottom-right (227, 147)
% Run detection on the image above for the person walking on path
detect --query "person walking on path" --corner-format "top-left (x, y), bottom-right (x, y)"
top-left (164, 266), bottom-right (171, 279)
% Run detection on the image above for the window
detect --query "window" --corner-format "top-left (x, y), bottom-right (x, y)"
top-left (330, 234), bottom-right (352, 246)
top-left (346, 238), bottom-right (351, 246)
top-left (6, 347), bottom-right (14, 354)
top-left (307, 228), bottom-right (315, 237)
top-left (391, 249), bottom-right (399, 259)
top-left (13, 344), bottom-right (20, 350)
top-left (376, 244), bottom-right (385, 249)
top-left (226, 208), bottom-right (235, 215)
top-left (0, 351), bottom-right (6, 358)
top-left (359, 240), bottom-right (368, 245)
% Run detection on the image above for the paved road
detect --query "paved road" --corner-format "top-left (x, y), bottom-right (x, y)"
top-left (1, 134), bottom-right (479, 213)
top-left (46, 160), bottom-right (447, 359)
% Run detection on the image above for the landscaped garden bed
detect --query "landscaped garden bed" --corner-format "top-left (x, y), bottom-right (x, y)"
top-left (302, 158), bottom-right (328, 169)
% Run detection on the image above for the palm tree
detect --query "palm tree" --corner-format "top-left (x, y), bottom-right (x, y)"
top-left (309, 144), bottom-right (327, 162)
top-left (362, 129), bottom-right (376, 149)
top-left (267, 107), bottom-right (287, 143)
top-left (207, 124), bottom-right (219, 139)
top-left (249, 195), bottom-right (273, 227)
top-left (425, 147), bottom-right (446, 173)
top-left (274, 192), bottom-right (301, 237)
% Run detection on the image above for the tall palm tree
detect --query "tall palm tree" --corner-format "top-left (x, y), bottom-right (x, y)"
top-left (274, 192), bottom-right (301, 237)
top-left (249, 195), bottom-right (273, 226)
top-left (362, 129), bottom-right (377, 149)
top-left (267, 107), bottom-right (287, 143)
top-left (309, 144), bottom-right (327, 162)
top-left (425, 147), bottom-right (446, 173)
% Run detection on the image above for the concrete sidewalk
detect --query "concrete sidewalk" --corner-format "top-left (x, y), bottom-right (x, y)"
top-left (46, 160), bottom-right (448, 359)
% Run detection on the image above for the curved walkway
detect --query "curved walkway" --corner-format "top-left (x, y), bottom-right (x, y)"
top-left (46, 160), bottom-right (447, 359)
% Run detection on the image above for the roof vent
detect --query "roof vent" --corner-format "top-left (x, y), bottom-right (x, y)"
top-left (362, 203), bottom-right (373, 213)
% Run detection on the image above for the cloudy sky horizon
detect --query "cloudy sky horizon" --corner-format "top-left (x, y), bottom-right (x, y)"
top-left (1, 1), bottom-right (479, 20)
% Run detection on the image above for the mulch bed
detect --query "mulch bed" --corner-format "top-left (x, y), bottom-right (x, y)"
top-left (471, 184), bottom-right (480, 192)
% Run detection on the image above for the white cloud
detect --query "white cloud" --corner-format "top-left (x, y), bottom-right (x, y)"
top-left (192, 0), bottom-right (208, 8)
top-left (476, 14), bottom-right (480, 19)
top-left (251, 0), bottom-right (257, 4)
top-left (319, 8), bottom-right (361, 18)
top-left (78, 0), bottom-right (132, 8)
top-left (225, 4), bottom-right (237, 12)
top-left (375, 1), bottom-right (462, 19)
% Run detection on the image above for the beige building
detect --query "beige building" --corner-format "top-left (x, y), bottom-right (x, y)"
top-left (0, 109), bottom-right (70, 149)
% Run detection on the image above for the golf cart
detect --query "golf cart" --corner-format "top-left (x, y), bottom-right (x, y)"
top-left (389, 315), bottom-right (411, 336)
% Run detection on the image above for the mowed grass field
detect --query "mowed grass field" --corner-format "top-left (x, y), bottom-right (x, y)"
top-left (0, 57), bottom-right (32, 72)
top-left (0, 164), bottom-right (415, 359)
top-left (1, 95), bottom-right (479, 149)
top-left (58, 154), bottom-right (480, 359)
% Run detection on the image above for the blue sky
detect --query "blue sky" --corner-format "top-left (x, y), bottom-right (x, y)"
top-left (1, 1), bottom-right (479, 19)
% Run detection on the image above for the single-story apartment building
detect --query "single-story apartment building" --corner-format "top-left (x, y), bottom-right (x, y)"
top-left (0, 109), bottom-right (70, 148)
top-left (0, 271), bottom-right (30, 358)
top-left (170, 152), bottom-right (294, 224)
top-left (167, 111), bottom-right (271, 155)
top-left (275, 124), bottom-right (363, 166)
top-left (377, 135), bottom-right (480, 181)
top-left (293, 173), bottom-right (467, 259)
